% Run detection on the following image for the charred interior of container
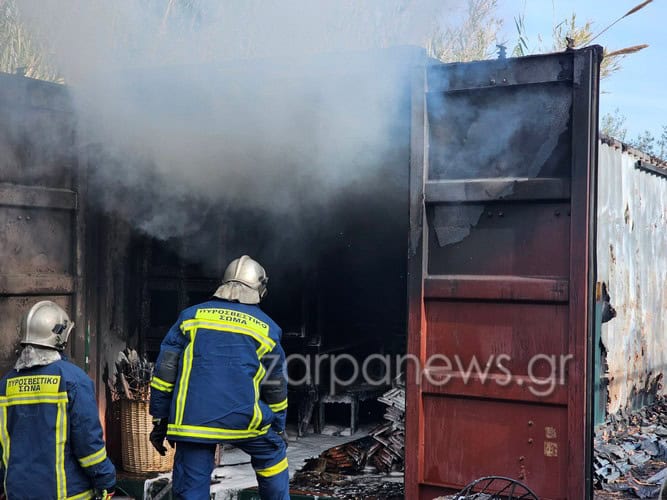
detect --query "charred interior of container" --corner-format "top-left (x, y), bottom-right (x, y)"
top-left (0, 51), bottom-right (415, 441)
top-left (123, 166), bottom-right (409, 432)
top-left (87, 53), bottom-right (417, 435)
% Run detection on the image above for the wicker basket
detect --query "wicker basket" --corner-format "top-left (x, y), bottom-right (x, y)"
top-left (120, 399), bottom-right (175, 473)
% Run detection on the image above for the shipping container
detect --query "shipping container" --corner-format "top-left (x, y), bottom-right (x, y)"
top-left (405, 46), bottom-right (602, 499)
top-left (596, 138), bottom-right (667, 416)
top-left (0, 45), bottom-right (605, 499)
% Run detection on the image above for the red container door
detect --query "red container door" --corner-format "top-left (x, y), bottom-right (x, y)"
top-left (406, 47), bottom-right (602, 499)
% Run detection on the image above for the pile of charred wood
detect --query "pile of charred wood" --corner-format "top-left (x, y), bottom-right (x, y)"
top-left (293, 385), bottom-right (406, 498)
top-left (297, 436), bottom-right (378, 475)
top-left (369, 386), bottom-right (406, 473)
top-left (291, 472), bottom-right (404, 500)
top-left (296, 385), bottom-right (406, 478)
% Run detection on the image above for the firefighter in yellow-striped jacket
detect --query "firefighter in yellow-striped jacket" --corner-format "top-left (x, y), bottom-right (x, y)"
top-left (149, 256), bottom-right (289, 500)
top-left (0, 301), bottom-right (116, 500)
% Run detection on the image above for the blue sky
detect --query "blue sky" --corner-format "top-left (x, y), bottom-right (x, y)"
top-left (496, 0), bottom-right (666, 140)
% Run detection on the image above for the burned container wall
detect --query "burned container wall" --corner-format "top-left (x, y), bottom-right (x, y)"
top-left (406, 47), bottom-right (602, 500)
top-left (0, 73), bottom-right (87, 374)
top-left (128, 169), bottom-right (412, 360)
top-left (136, 229), bottom-right (222, 359)
top-left (597, 140), bottom-right (667, 414)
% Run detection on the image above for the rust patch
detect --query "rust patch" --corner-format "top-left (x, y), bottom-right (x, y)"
top-left (544, 441), bottom-right (558, 457)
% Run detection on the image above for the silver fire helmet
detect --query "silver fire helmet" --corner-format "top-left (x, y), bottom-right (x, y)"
top-left (213, 255), bottom-right (268, 305)
top-left (20, 301), bottom-right (74, 351)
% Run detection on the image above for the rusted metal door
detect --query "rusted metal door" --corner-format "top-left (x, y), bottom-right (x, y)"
top-left (0, 74), bottom-right (86, 374)
top-left (406, 47), bottom-right (602, 499)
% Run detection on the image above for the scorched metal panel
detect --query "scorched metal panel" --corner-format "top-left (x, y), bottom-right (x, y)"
top-left (406, 46), bottom-right (602, 499)
top-left (0, 74), bottom-right (84, 375)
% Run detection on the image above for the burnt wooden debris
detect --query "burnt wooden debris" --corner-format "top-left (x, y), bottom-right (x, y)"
top-left (369, 386), bottom-right (406, 473)
top-left (297, 385), bottom-right (405, 475)
top-left (291, 473), bottom-right (404, 500)
top-left (594, 398), bottom-right (667, 498)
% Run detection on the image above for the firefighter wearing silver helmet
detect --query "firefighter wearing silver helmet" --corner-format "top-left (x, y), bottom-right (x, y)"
top-left (150, 255), bottom-right (289, 499)
top-left (0, 301), bottom-right (116, 499)
top-left (21, 300), bottom-right (75, 350)
top-left (213, 255), bottom-right (269, 304)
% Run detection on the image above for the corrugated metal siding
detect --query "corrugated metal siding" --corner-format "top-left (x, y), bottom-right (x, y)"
top-left (597, 141), bottom-right (667, 413)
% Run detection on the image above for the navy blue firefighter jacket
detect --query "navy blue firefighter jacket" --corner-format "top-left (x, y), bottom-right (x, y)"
top-left (150, 298), bottom-right (288, 443)
top-left (0, 359), bottom-right (116, 500)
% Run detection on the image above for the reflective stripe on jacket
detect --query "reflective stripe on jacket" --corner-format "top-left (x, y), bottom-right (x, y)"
top-left (150, 299), bottom-right (288, 443)
top-left (0, 359), bottom-right (116, 499)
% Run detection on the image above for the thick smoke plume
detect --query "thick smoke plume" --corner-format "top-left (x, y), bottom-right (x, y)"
top-left (17, 0), bottom-right (449, 269)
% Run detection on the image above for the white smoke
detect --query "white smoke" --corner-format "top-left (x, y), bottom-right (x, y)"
top-left (16, 1), bottom-right (451, 246)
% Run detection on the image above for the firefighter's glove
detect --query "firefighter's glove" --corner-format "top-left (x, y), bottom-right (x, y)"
top-left (93, 487), bottom-right (115, 500)
top-left (150, 418), bottom-right (170, 456)
top-left (278, 430), bottom-right (289, 449)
